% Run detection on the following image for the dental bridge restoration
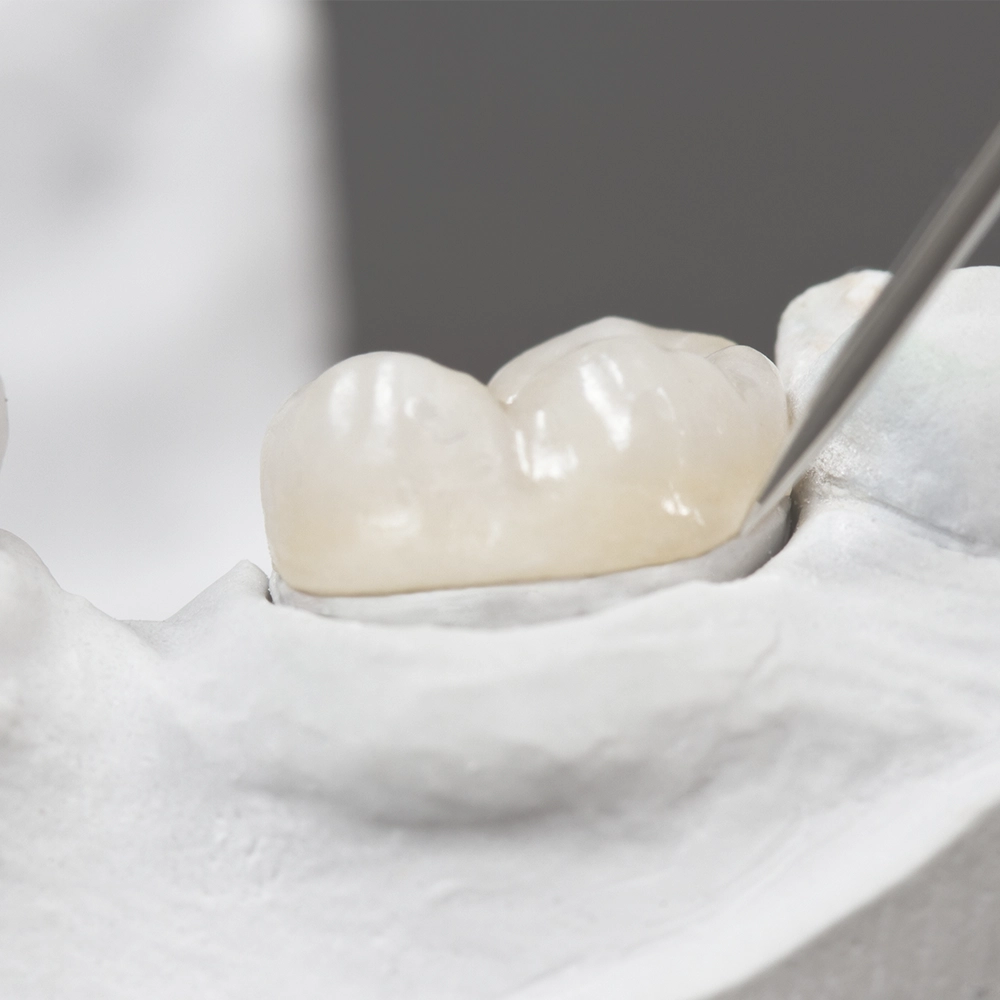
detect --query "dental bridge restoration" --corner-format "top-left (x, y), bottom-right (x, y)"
top-left (261, 317), bottom-right (791, 624)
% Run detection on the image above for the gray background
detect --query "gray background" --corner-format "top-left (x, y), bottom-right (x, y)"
top-left (330, 2), bottom-right (1000, 380)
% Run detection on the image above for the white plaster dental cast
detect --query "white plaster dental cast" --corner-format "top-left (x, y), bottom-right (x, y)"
top-left (780, 266), bottom-right (1000, 548)
top-left (5, 269), bottom-right (1000, 1000)
top-left (262, 318), bottom-right (790, 622)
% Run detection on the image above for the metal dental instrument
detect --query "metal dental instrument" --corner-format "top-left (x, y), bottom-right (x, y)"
top-left (743, 119), bottom-right (1000, 537)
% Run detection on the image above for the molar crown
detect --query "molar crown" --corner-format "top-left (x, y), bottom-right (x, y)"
top-left (261, 318), bottom-right (789, 596)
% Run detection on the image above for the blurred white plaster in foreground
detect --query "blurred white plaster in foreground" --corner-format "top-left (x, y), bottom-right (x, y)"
top-left (0, 0), bottom-right (344, 619)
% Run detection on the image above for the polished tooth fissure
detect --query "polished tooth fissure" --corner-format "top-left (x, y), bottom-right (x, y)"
top-left (261, 318), bottom-right (789, 596)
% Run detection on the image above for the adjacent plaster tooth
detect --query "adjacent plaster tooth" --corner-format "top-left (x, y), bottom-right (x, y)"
top-left (777, 267), bottom-right (1000, 550)
top-left (260, 318), bottom-right (789, 596)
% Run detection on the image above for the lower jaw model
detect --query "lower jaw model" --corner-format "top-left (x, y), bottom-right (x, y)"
top-left (2, 267), bottom-right (1000, 999)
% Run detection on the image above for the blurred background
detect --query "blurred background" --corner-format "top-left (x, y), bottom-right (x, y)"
top-left (1, 1), bottom-right (999, 619)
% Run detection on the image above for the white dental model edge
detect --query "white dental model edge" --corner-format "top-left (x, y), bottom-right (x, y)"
top-left (2, 268), bottom-right (1000, 999)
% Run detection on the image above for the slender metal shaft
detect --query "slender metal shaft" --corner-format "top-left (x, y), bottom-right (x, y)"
top-left (743, 119), bottom-right (1000, 536)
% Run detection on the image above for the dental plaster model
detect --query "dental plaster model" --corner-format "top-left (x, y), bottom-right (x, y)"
top-left (2, 268), bottom-right (1000, 999)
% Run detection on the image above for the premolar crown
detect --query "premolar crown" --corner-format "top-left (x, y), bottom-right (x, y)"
top-left (260, 318), bottom-right (789, 596)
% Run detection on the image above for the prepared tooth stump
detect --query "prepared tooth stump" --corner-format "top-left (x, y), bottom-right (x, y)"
top-left (260, 318), bottom-right (789, 603)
